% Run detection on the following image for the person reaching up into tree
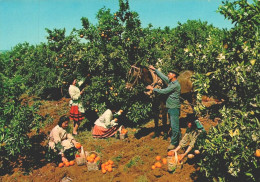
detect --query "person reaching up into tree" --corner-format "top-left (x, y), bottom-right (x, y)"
top-left (92, 103), bottom-right (124, 139)
top-left (146, 65), bottom-right (181, 151)
top-left (69, 78), bottom-right (85, 135)
top-left (170, 113), bottom-right (206, 162)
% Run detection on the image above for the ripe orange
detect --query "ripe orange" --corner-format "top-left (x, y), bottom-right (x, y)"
top-left (75, 143), bottom-right (81, 149)
top-left (94, 156), bottom-right (100, 162)
top-left (65, 162), bottom-right (70, 167)
top-left (151, 165), bottom-right (156, 170)
top-left (69, 161), bottom-right (75, 166)
top-left (102, 169), bottom-right (107, 174)
top-left (89, 157), bottom-right (94, 163)
top-left (133, 129), bottom-right (136, 132)
top-left (194, 150), bottom-right (200, 155)
top-left (255, 149), bottom-right (260, 157)
top-left (167, 151), bottom-right (174, 156)
top-left (155, 162), bottom-right (162, 168)
top-left (58, 163), bottom-right (64, 168)
top-left (155, 156), bottom-right (161, 161)
top-left (162, 158), bottom-right (167, 165)
top-left (95, 109), bottom-right (98, 112)
top-left (188, 154), bottom-right (194, 159)
top-left (107, 166), bottom-right (112, 172)
top-left (108, 160), bottom-right (114, 165)
top-left (90, 154), bottom-right (96, 159)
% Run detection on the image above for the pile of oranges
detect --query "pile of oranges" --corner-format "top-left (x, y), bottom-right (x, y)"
top-left (58, 160), bottom-right (75, 168)
top-left (87, 153), bottom-right (100, 164)
top-left (101, 160), bottom-right (114, 174)
top-left (151, 156), bottom-right (167, 170)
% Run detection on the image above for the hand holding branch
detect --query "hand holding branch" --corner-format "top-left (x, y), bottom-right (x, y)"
top-left (146, 85), bottom-right (154, 91)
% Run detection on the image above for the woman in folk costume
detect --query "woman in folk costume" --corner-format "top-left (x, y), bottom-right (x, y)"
top-left (92, 104), bottom-right (123, 139)
top-left (48, 116), bottom-right (79, 162)
top-left (69, 78), bottom-right (85, 135)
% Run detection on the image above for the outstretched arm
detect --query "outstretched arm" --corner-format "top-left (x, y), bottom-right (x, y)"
top-left (178, 146), bottom-right (193, 161)
top-left (149, 65), bottom-right (169, 84)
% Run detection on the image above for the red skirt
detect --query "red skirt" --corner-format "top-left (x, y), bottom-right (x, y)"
top-left (70, 105), bottom-right (84, 122)
top-left (92, 125), bottom-right (120, 138)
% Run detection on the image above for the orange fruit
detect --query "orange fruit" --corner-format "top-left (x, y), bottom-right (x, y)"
top-left (89, 158), bottom-right (94, 163)
top-left (95, 109), bottom-right (98, 112)
top-left (90, 154), bottom-right (96, 159)
top-left (75, 143), bottom-right (81, 149)
top-left (155, 156), bottom-right (161, 161)
top-left (102, 169), bottom-right (107, 174)
top-left (69, 161), bottom-right (75, 166)
top-left (65, 162), bottom-right (70, 167)
top-left (101, 164), bottom-right (106, 169)
top-left (194, 150), bottom-right (200, 155)
top-left (58, 163), bottom-right (64, 168)
top-left (167, 151), bottom-right (174, 156)
top-left (151, 165), bottom-right (156, 170)
top-left (107, 166), bottom-right (112, 172)
top-left (162, 158), bottom-right (167, 165)
top-left (104, 165), bottom-right (109, 170)
top-left (94, 156), bottom-right (100, 162)
top-left (188, 154), bottom-right (194, 159)
top-left (255, 149), bottom-right (260, 157)
top-left (155, 162), bottom-right (162, 168)
top-left (133, 129), bottom-right (136, 132)
top-left (108, 160), bottom-right (114, 165)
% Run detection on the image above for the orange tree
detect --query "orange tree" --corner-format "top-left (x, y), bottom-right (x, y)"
top-left (78, 0), bottom-right (155, 125)
top-left (0, 58), bottom-right (43, 173)
top-left (192, 0), bottom-right (260, 181)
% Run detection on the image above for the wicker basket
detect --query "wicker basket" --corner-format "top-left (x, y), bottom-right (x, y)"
top-left (167, 153), bottom-right (183, 172)
top-left (85, 151), bottom-right (101, 171)
top-left (75, 157), bottom-right (86, 166)
top-left (76, 146), bottom-right (86, 166)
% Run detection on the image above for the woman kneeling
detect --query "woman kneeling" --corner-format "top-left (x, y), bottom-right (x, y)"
top-left (92, 104), bottom-right (123, 139)
top-left (48, 115), bottom-right (80, 162)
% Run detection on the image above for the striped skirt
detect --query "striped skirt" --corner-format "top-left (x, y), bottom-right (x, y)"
top-left (92, 125), bottom-right (120, 139)
top-left (70, 105), bottom-right (84, 122)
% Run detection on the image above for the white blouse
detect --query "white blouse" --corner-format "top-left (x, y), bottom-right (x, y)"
top-left (94, 109), bottom-right (118, 128)
top-left (69, 85), bottom-right (85, 113)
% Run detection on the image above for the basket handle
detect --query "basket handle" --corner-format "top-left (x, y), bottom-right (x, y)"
top-left (174, 151), bottom-right (179, 163)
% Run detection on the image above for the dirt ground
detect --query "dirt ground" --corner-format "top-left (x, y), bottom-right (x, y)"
top-left (0, 97), bottom-right (218, 182)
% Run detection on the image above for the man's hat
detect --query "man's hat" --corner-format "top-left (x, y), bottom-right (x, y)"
top-left (168, 70), bottom-right (179, 78)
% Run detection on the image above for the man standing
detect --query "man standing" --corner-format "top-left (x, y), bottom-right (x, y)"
top-left (146, 65), bottom-right (181, 150)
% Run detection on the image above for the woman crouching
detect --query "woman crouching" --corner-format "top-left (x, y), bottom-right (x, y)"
top-left (92, 104), bottom-right (123, 139)
top-left (48, 116), bottom-right (80, 162)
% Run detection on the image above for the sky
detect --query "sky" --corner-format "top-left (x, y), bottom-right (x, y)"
top-left (0, 0), bottom-right (235, 50)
